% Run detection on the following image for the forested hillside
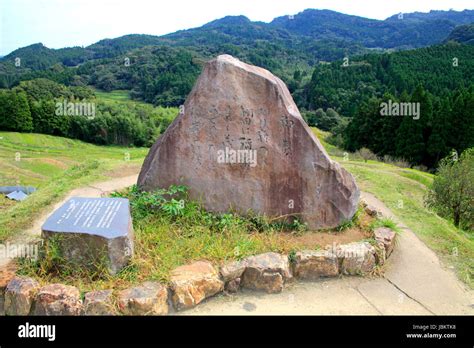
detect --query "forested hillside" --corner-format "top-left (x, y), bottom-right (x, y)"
top-left (271, 9), bottom-right (474, 49)
top-left (0, 79), bottom-right (177, 146)
top-left (1, 8), bottom-right (473, 96)
top-left (445, 23), bottom-right (474, 44)
top-left (0, 9), bottom-right (472, 168)
top-left (302, 43), bottom-right (474, 168)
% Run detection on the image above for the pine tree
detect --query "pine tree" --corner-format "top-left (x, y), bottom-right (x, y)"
top-left (427, 97), bottom-right (450, 165)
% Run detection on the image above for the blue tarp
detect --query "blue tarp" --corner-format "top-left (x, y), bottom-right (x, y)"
top-left (1, 186), bottom-right (36, 201)
top-left (0, 186), bottom-right (36, 195)
top-left (6, 190), bottom-right (29, 201)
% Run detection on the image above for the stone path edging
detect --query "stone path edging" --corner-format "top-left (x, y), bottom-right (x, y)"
top-left (0, 207), bottom-right (397, 315)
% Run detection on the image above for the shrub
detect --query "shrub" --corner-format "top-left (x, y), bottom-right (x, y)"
top-left (356, 147), bottom-right (377, 162)
top-left (425, 148), bottom-right (474, 230)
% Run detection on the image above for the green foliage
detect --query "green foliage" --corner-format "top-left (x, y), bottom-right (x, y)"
top-left (112, 184), bottom-right (187, 219)
top-left (0, 78), bottom-right (178, 146)
top-left (445, 23), bottom-right (474, 45)
top-left (336, 206), bottom-right (363, 232)
top-left (425, 148), bottom-right (474, 230)
top-left (113, 184), bottom-right (311, 236)
top-left (369, 217), bottom-right (401, 234)
top-left (0, 89), bottom-right (33, 131)
top-left (356, 148), bottom-right (377, 163)
top-left (343, 80), bottom-right (474, 168)
top-left (79, 46), bottom-right (202, 106)
top-left (18, 234), bottom-right (113, 281)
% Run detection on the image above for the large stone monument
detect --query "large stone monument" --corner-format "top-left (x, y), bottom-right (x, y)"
top-left (41, 197), bottom-right (134, 274)
top-left (138, 55), bottom-right (359, 229)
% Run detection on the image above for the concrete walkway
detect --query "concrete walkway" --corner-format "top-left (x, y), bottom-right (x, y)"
top-left (182, 192), bottom-right (474, 315)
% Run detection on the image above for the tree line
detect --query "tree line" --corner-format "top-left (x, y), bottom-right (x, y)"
top-left (0, 78), bottom-right (177, 146)
top-left (302, 43), bottom-right (474, 168)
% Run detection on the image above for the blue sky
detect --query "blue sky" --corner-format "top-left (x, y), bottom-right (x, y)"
top-left (1, 0), bottom-right (472, 55)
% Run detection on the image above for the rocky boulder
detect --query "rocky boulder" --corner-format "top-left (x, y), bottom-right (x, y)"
top-left (138, 54), bottom-right (359, 229)
top-left (337, 242), bottom-right (377, 275)
top-left (220, 260), bottom-right (247, 293)
top-left (33, 284), bottom-right (83, 315)
top-left (83, 290), bottom-right (116, 315)
top-left (241, 252), bottom-right (291, 293)
top-left (4, 276), bottom-right (39, 315)
top-left (117, 282), bottom-right (169, 315)
top-left (0, 261), bottom-right (17, 315)
top-left (292, 250), bottom-right (339, 279)
top-left (363, 203), bottom-right (381, 217)
top-left (374, 227), bottom-right (397, 257)
top-left (170, 261), bottom-right (224, 311)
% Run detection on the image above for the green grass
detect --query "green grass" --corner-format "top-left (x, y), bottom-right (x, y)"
top-left (93, 89), bottom-right (132, 102)
top-left (399, 169), bottom-right (434, 187)
top-left (0, 132), bottom-right (148, 241)
top-left (18, 184), bottom-right (376, 291)
top-left (93, 88), bottom-right (151, 107)
top-left (311, 127), bottom-right (473, 288)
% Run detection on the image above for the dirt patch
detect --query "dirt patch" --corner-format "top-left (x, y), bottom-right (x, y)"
top-left (277, 227), bottom-right (372, 250)
top-left (272, 211), bottom-right (375, 250)
top-left (0, 196), bottom-right (16, 211)
top-left (104, 164), bottom-right (141, 178)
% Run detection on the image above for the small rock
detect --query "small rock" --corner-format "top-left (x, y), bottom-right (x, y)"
top-left (293, 250), bottom-right (339, 279)
top-left (241, 252), bottom-right (291, 293)
top-left (243, 302), bottom-right (257, 312)
top-left (34, 284), bottom-right (82, 315)
top-left (374, 227), bottom-right (397, 257)
top-left (83, 290), bottom-right (116, 315)
top-left (170, 261), bottom-right (224, 311)
top-left (4, 276), bottom-right (40, 315)
top-left (364, 204), bottom-right (381, 217)
top-left (118, 282), bottom-right (169, 315)
top-left (220, 260), bottom-right (247, 283)
top-left (374, 244), bottom-right (387, 266)
top-left (225, 278), bottom-right (241, 293)
top-left (337, 242), bottom-right (376, 275)
top-left (0, 261), bottom-right (18, 315)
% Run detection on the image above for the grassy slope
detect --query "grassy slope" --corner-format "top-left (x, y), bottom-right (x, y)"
top-left (93, 89), bottom-right (133, 102)
top-left (0, 90), bottom-right (166, 241)
top-left (92, 89), bottom-right (152, 107)
top-left (312, 128), bottom-right (473, 287)
top-left (0, 131), bottom-right (148, 241)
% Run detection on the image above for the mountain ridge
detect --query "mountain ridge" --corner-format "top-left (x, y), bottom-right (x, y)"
top-left (3, 8), bottom-right (473, 59)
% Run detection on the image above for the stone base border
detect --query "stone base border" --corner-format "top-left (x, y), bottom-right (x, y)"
top-left (0, 226), bottom-right (396, 316)
top-left (0, 202), bottom-right (397, 316)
